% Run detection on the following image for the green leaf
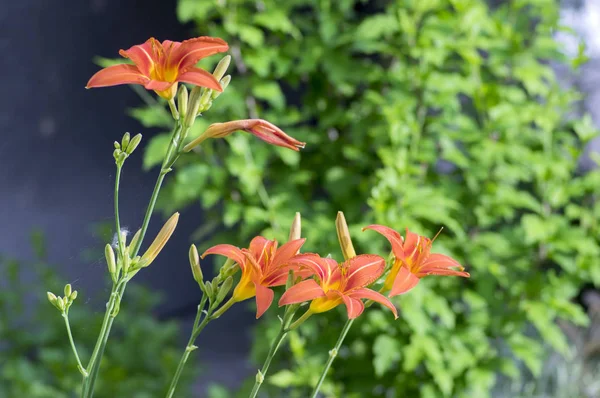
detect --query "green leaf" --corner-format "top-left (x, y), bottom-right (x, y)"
top-left (143, 134), bottom-right (170, 170)
top-left (372, 335), bottom-right (401, 377)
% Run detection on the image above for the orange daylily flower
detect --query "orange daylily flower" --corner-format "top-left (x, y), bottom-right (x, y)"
top-left (184, 119), bottom-right (306, 152)
top-left (279, 254), bottom-right (398, 319)
top-left (87, 37), bottom-right (229, 100)
top-left (202, 236), bottom-right (310, 318)
top-left (364, 225), bottom-right (470, 296)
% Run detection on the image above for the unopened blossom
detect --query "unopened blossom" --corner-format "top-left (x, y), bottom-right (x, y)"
top-left (279, 254), bottom-right (397, 319)
top-left (87, 37), bottom-right (229, 100)
top-left (183, 119), bottom-right (306, 152)
top-left (202, 237), bottom-right (311, 318)
top-left (364, 225), bottom-right (469, 296)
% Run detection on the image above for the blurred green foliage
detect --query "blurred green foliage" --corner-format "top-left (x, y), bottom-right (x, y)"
top-left (133, 0), bottom-right (600, 396)
top-left (0, 231), bottom-right (193, 398)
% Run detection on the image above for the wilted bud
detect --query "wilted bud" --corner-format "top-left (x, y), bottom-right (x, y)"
top-left (211, 75), bottom-right (231, 100)
top-left (64, 284), bottom-right (72, 298)
top-left (139, 213), bottom-right (180, 267)
top-left (183, 119), bottom-right (306, 152)
top-left (213, 55), bottom-right (231, 82)
top-left (121, 132), bottom-right (131, 149)
top-left (70, 290), bottom-right (78, 301)
top-left (189, 244), bottom-right (203, 283)
top-left (216, 276), bottom-right (233, 304)
top-left (114, 141), bottom-right (120, 150)
top-left (177, 85), bottom-right (189, 119)
top-left (126, 134), bottom-right (142, 155)
top-left (336, 211), bottom-right (356, 260)
top-left (183, 86), bottom-right (203, 128)
top-left (47, 291), bottom-right (57, 306)
top-left (288, 212), bottom-right (302, 242)
top-left (105, 244), bottom-right (116, 275)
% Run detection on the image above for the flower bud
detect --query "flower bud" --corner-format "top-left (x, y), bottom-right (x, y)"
top-left (105, 244), bottom-right (117, 276)
top-left (121, 132), bottom-right (131, 149)
top-left (64, 284), bottom-right (72, 298)
top-left (183, 86), bottom-right (202, 128)
top-left (211, 75), bottom-right (231, 100)
top-left (70, 290), bottom-right (78, 301)
top-left (117, 152), bottom-right (128, 164)
top-left (216, 276), bottom-right (233, 304)
top-left (213, 55), bottom-right (231, 82)
top-left (336, 211), bottom-right (356, 260)
top-left (189, 244), bottom-right (203, 283)
top-left (128, 229), bottom-right (142, 251)
top-left (113, 149), bottom-right (121, 161)
top-left (122, 253), bottom-right (131, 274)
top-left (56, 296), bottom-right (66, 311)
top-left (177, 85), bottom-right (188, 119)
top-left (47, 291), bottom-right (57, 306)
top-left (114, 141), bottom-right (120, 149)
top-left (139, 213), bottom-right (180, 267)
top-left (288, 212), bottom-right (302, 242)
top-left (126, 134), bottom-right (142, 155)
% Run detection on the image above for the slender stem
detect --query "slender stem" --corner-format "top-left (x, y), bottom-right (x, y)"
top-left (210, 296), bottom-right (236, 319)
top-left (81, 281), bottom-right (126, 397)
top-left (114, 164), bottom-right (125, 255)
top-left (131, 122), bottom-right (183, 257)
top-left (289, 309), bottom-right (312, 330)
top-left (62, 310), bottom-right (88, 377)
top-left (310, 318), bottom-right (355, 398)
top-left (166, 296), bottom-right (209, 398)
top-left (248, 326), bottom-right (288, 398)
top-left (248, 305), bottom-right (299, 398)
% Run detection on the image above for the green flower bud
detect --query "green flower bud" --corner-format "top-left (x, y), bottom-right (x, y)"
top-left (64, 284), bottom-right (72, 298)
top-left (189, 244), bottom-right (203, 283)
top-left (126, 134), bottom-right (142, 155)
top-left (184, 86), bottom-right (203, 128)
top-left (70, 290), bottom-right (78, 301)
top-left (212, 75), bottom-right (231, 100)
top-left (213, 55), bottom-right (231, 82)
top-left (121, 132), bottom-right (130, 149)
top-left (47, 291), bottom-right (57, 305)
top-left (105, 244), bottom-right (116, 276)
top-left (216, 276), bottom-right (233, 304)
top-left (177, 85), bottom-right (189, 119)
top-left (114, 141), bottom-right (120, 149)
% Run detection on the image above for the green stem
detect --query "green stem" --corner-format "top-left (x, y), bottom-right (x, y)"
top-left (248, 306), bottom-right (298, 398)
top-left (81, 281), bottom-right (127, 397)
top-left (131, 122), bottom-right (183, 257)
top-left (114, 164), bottom-right (125, 255)
top-left (62, 310), bottom-right (87, 377)
top-left (166, 296), bottom-right (210, 398)
top-left (310, 318), bottom-right (355, 398)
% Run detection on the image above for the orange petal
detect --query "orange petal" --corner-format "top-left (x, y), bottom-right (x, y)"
top-left (86, 64), bottom-right (148, 88)
top-left (279, 279), bottom-right (325, 306)
top-left (389, 265), bottom-right (420, 297)
top-left (362, 225), bottom-right (405, 260)
top-left (343, 254), bottom-right (385, 290)
top-left (254, 283), bottom-right (275, 319)
top-left (202, 244), bottom-right (247, 271)
top-left (248, 236), bottom-right (276, 265)
top-left (248, 121), bottom-right (305, 151)
top-left (118, 39), bottom-right (156, 77)
top-left (177, 66), bottom-right (223, 91)
top-left (171, 36), bottom-right (229, 72)
top-left (339, 293), bottom-right (365, 319)
top-left (144, 79), bottom-right (175, 91)
top-left (270, 238), bottom-right (306, 268)
top-left (349, 288), bottom-right (398, 318)
top-left (288, 254), bottom-right (328, 282)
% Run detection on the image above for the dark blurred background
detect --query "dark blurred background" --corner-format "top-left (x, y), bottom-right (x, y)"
top-left (2, 0), bottom-right (600, 397)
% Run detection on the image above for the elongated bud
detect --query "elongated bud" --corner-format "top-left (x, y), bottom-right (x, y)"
top-left (47, 291), bottom-right (57, 305)
top-left (177, 85), bottom-right (189, 119)
top-left (64, 284), bottom-right (72, 298)
top-left (126, 134), bottom-right (142, 155)
top-left (56, 297), bottom-right (66, 311)
top-left (121, 132), bottom-right (131, 149)
top-left (183, 86), bottom-right (202, 128)
top-left (105, 244), bottom-right (116, 275)
top-left (128, 229), bottom-right (142, 251)
top-left (113, 149), bottom-right (121, 161)
top-left (122, 251), bottom-right (131, 274)
top-left (140, 213), bottom-right (180, 267)
top-left (118, 152), bottom-right (127, 164)
top-left (70, 291), bottom-right (78, 301)
top-left (217, 276), bottom-right (233, 304)
top-left (213, 55), bottom-right (231, 82)
top-left (285, 269), bottom-right (295, 290)
top-left (288, 212), bottom-right (302, 242)
top-left (114, 141), bottom-right (120, 149)
top-left (212, 75), bottom-right (231, 100)
top-left (189, 244), bottom-right (203, 283)
top-left (336, 211), bottom-right (356, 260)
